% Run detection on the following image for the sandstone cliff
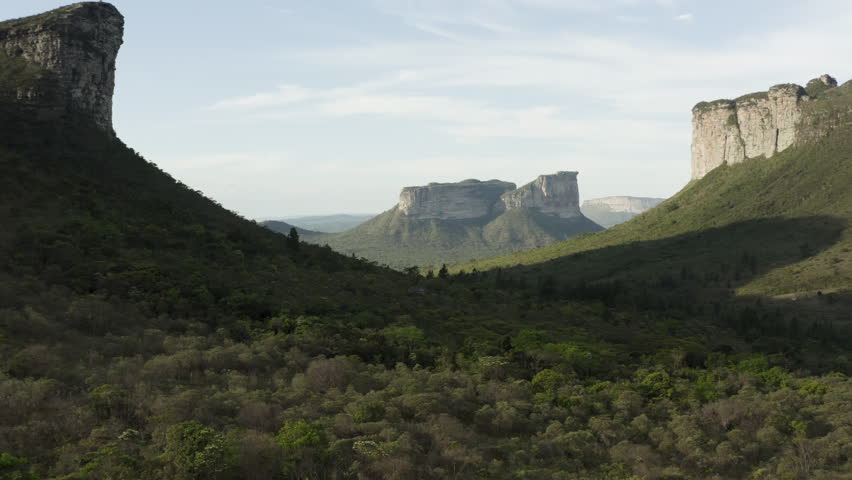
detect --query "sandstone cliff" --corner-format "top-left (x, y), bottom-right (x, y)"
top-left (0, 2), bottom-right (124, 132)
top-left (399, 179), bottom-right (516, 220)
top-left (316, 171), bottom-right (601, 267)
top-left (581, 196), bottom-right (665, 228)
top-left (582, 196), bottom-right (664, 214)
top-left (501, 171), bottom-right (582, 218)
top-left (398, 171), bottom-right (585, 221)
top-left (691, 75), bottom-right (838, 179)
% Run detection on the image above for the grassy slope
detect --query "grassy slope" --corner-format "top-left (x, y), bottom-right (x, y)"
top-left (309, 206), bottom-right (602, 268)
top-left (458, 86), bottom-right (852, 299)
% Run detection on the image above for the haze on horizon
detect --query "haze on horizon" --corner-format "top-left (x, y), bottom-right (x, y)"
top-left (6, 0), bottom-right (852, 219)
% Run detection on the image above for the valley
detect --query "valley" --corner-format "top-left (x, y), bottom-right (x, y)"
top-left (0, 3), bottom-right (849, 480)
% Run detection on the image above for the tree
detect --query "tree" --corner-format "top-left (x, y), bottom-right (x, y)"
top-left (88, 384), bottom-right (130, 420)
top-left (277, 419), bottom-right (329, 478)
top-left (286, 227), bottom-right (300, 251)
top-left (0, 452), bottom-right (37, 480)
top-left (162, 421), bottom-right (233, 480)
top-left (438, 264), bottom-right (449, 279)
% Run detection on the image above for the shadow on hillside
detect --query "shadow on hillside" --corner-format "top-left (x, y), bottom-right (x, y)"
top-left (499, 215), bottom-right (850, 320)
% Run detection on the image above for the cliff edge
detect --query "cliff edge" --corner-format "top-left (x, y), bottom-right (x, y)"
top-left (0, 2), bottom-right (124, 132)
top-left (399, 179), bottom-right (516, 220)
top-left (399, 172), bottom-right (584, 221)
top-left (690, 74), bottom-right (839, 179)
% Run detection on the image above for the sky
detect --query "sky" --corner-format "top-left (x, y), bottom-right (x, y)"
top-left (5, 0), bottom-right (852, 218)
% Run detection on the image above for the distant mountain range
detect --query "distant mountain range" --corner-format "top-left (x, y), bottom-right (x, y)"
top-left (268, 214), bottom-right (375, 233)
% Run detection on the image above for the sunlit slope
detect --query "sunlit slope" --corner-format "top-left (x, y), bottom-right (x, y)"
top-left (459, 90), bottom-right (852, 298)
top-left (310, 206), bottom-right (602, 268)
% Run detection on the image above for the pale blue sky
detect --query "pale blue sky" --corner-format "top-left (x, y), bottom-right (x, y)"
top-left (6, 1), bottom-right (852, 218)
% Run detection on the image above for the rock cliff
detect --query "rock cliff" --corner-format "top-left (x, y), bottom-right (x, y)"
top-left (398, 172), bottom-right (585, 221)
top-left (398, 179), bottom-right (516, 220)
top-left (581, 196), bottom-right (665, 228)
top-left (320, 171), bottom-right (601, 267)
top-left (690, 75), bottom-right (838, 179)
top-left (0, 2), bottom-right (124, 132)
top-left (501, 171), bottom-right (582, 218)
top-left (582, 196), bottom-right (664, 214)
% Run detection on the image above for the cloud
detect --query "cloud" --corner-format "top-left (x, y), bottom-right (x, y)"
top-left (674, 13), bottom-right (694, 23)
top-left (210, 85), bottom-right (315, 110)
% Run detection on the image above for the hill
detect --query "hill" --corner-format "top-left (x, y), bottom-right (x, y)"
top-left (308, 174), bottom-right (602, 268)
top-left (260, 220), bottom-right (319, 237)
top-left (581, 196), bottom-right (666, 228)
top-left (0, 5), bottom-right (850, 480)
top-left (458, 76), bottom-right (852, 306)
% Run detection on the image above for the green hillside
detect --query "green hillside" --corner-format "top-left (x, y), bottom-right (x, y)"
top-left (2, 100), bottom-right (848, 480)
top-left (1, 12), bottom-right (851, 479)
top-left (457, 83), bottom-right (852, 304)
top-left (306, 206), bottom-right (602, 269)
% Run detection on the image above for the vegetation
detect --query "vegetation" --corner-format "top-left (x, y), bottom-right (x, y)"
top-left (0, 99), bottom-right (849, 479)
top-left (0, 52), bottom-right (50, 101)
top-left (456, 103), bottom-right (852, 303)
top-left (295, 206), bottom-right (601, 269)
top-left (0, 22), bottom-right (850, 478)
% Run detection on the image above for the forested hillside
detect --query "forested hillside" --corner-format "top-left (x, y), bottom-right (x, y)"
top-left (0, 98), bottom-right (848, 480)
top-left (0, 3), bottom-right (850, 479)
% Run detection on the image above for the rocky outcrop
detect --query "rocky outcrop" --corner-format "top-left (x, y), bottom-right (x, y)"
top-left (582, 196), bottom-right (664, 214)
top-left (399, 179), bottom-right (516, 220)
top-left (690, 75), bottom-right (840, 180)
top-left (399, 171), bottom-right (586, 221)
top-left (0, 2), bottom-right (124, 132)
top-left (581, 196), bottom-right (665, 228)
top-left (501, 171), bottom-right (582, 218)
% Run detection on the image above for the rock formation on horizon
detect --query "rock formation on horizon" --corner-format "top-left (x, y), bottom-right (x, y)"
top-left (581, 196), bottom-right (665, 228)
top-left (399, 179), bottom-right (516, 220)
top-left (0, 2), bottom-right (124, 132)
top-left (399, 171), bottom-right (584, 221)
top-left (691, 74), bottom-right (839, 179)
top-left (294, 171), bottom-right (602, 268)
top-left (501, 171), bottom-right (582, 218)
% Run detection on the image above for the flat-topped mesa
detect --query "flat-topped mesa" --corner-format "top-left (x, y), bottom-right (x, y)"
top-left (398, 179), bottom-right (516, 220)
top-left (690, 75), bottom-right (840, 180)
top-left (582, 196), bottom-right (664, 214)
top-left (0, 2), bottom-right (124, 132)
top-left (501, 171), bottom-right (582, 218)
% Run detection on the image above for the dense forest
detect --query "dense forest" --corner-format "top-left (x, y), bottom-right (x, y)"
top-left (0, 101), bottom-right (850, 479)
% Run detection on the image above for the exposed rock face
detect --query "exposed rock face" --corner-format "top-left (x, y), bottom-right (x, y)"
top-left (399, 172), bottom-right (585, 220)
top-left (0, 2), bottom-right (124, 132)
top-left (501, 171), bottom-right (582, 218)
top-left (691, 83), bottom-right (811, 180)
top-left (399, 179), bottom-right (516, 220)
top-left (690, 101), bottom-right (744, 180)
top-left (582, 196), bottom-right (664, 214)
top-left (581, 196), bottom-right (665, 228)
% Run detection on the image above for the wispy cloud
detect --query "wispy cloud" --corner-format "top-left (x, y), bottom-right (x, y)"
top-left (674, 12), bottom-right (694, 23)
top-left (210, 85), bottom-right (315, 110)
